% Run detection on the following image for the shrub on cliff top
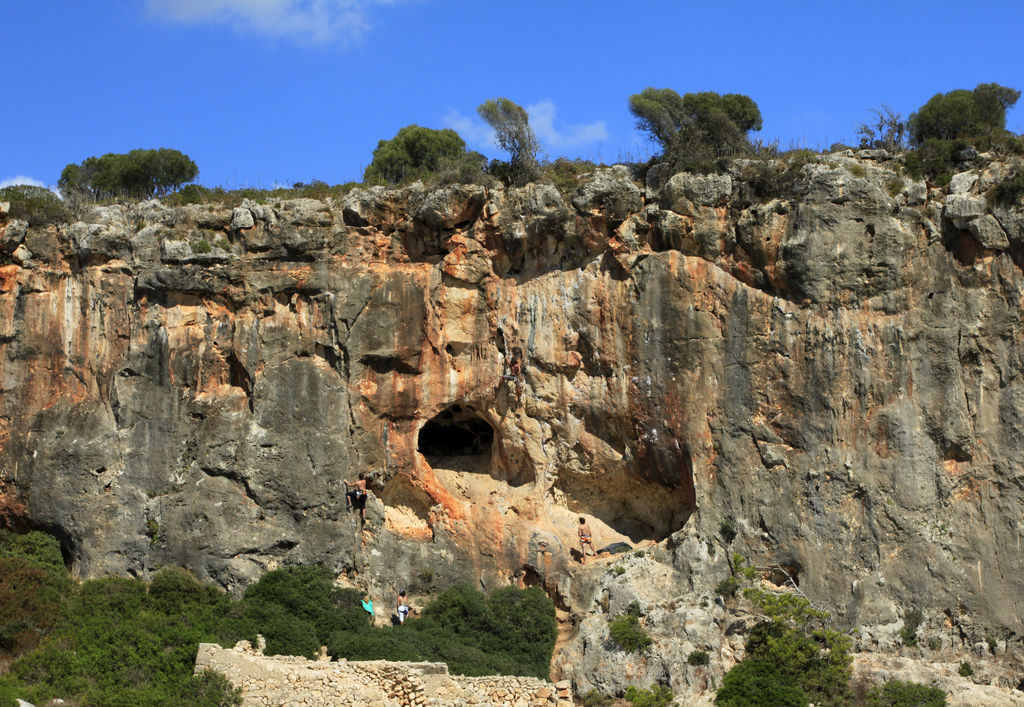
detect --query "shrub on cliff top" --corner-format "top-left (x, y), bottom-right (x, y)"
top-left (0, 185), bottom-right (70, 228)
top-left (60, 148), bottom-right (198, 201)
top-left (478, 98), bottom-right (541, 186)
top-left (908, 83), bottom-right (1019, 146)
top-left (629, 88), bottom-right (762, 173)
top-left (363, 124), bottom-right (486, 186)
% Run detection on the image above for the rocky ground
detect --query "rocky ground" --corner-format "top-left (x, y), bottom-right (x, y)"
top-left (2, 148), bottom-right (1024, 701)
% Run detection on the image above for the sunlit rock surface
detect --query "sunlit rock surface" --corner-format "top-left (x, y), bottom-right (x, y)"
top-left (2, 152), bottom-right (1023, 698)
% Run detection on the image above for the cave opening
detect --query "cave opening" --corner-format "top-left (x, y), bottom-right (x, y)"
top-left (418, 405), bottom-right (494, 459)
top-left (553, 442), bottom-right (696, 544)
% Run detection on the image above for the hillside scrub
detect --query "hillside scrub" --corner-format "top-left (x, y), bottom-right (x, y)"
top-left (0, 532), bottom-right (557, 706)
top-left (715, 556), bottom-right (853, 707)
top-left (0, 185), bottom-right (70, 228)
top-left (326, 582), bottom-right (557, 679)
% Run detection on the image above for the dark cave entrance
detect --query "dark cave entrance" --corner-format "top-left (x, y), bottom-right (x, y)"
top-left (418, 405), bottom-right (495, 471)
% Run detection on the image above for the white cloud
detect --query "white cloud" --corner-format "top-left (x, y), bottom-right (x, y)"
top-left (526, 100), bottom-right (608, 151)
top-left (0, 176), bottom-right (46, 189)
top-left (441, 110), bottom-right (496, 152)
top-left (145, 0), bottom-right (402, 44)
top-left (443, 101), bottom-right (608, 156)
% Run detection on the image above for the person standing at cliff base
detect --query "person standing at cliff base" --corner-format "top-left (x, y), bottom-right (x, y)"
top-left (344, 472), bottom-right (368, 522)
top-left (396, 589), bottom-right (410, 624)
top-left (578, 517), bottom-right (595, 564)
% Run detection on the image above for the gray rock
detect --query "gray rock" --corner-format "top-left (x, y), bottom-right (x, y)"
top-left (11, 244), bottom-right (32, 265)
top-left (661, 172), bottom-right (732, 208)
top-left (572, 166), bottom-right (643, 222)
top-left (3, 219), bottom-right (27, 248)
top-left (2, 159), bottom-right (1024, 705)
top-left (231, 207), bottom-right (255, 230)
top-left (943, 193), bottom-right (987, 226)
top-left (948, 171), bottom-right (979, 194)
top-left (968, 214), bottom-right (1009, 250)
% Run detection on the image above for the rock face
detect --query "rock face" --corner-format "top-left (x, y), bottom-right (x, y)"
top-left (2, 154), bottom-right (1024, 699)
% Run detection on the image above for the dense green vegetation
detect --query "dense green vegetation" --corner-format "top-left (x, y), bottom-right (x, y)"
top-left (866, 680), bottom-right (947, 706)
top-left (628, 88), bottom-right (762, 172)
top-left (363, 124), bottom-right (486, 185)
top-left (899, 609), bottom-right (924, 647)
top-left (608, 601), bottom-right (652, 652)
top-left (0, 531), bottom-right (557, 707)
top-left (4, 80), bottom-right (1016, 221)
top-left (59, 148), bottom-right (198, 200)
top-left (908, 84), bottom-right (1020, 146)
top-left (713, 556), bottom-right (952, 707)
top-left (0, 185), bottom-right (70, 227)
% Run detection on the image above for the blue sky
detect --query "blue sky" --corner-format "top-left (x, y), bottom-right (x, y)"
top-left (4, 1), bottom-right (1023, 191)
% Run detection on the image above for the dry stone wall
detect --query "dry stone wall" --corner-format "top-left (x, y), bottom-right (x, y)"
top-left (195, 642), bottom-right (569, 707)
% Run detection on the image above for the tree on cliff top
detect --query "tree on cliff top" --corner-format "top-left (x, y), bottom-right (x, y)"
top-left (629, 88), bottom-right (762, 172)
top-left (908, 83), bottom-right (1020, 146)
top-left (477, 98), bottom-right (540, 186)
top-left (59, 148), bottom-right (198, 201)
top-left (363, 125), bottom-right (485, 185)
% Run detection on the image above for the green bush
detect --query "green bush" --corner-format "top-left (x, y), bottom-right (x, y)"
top-left (719, 518), bottom-right (737, 544)
top-left (7, 571), bottom-right (239, 707)
top-left (739, 620), bottom-right (851, 706)
top-left (0, 531), bottom-right (71, 659)
top-left (902, 139), bottom-right (961, 186)
top-left (60, 148), bottom-right (198, 200)
top-left (992, 170), bottom-right (1024, 206)
top-left (688, 649), bottom-right (710, 666)
top-left (867, 680), bottom-right (946, 706)
top-left (540, 158), bottom-right (599, 196)
top-left (325, 583), bottom-right (556, 679)
top-left (2, 533), bottom-right (557, 702)
top-left (163, 182), bottom-right (358, 207)
top-left (232, 565), bottom-right (366, 659)
top-left (908, 83), bottom-right (1019, 146)
top-left (716, 660), bottom-right (809, 706)
top-left (715, 575), bottom-right (740, 598)
top-left (180, 669), bottom-right (243, 706)
top-left (900, 609), bottom-right (923, 647)
top-left (609, 613), bottom-right (652, 652)
top-left (740, 149), bottom-right (819, 202)
top-left (363, 125), bottom-right (485, 185)
top-left (958, 662), bottom-right (973, 677)
top-left (625, 684), bottom-right (673, 707)
top-left (629, 88), bottom-right (762, 173)
top-left (0, 185), bottom-right (70, 227)
top-left (581, 690), bottom-right (612, 706)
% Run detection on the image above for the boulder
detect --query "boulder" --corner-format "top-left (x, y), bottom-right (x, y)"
top-left (660, 172), bottom-right (732, 209)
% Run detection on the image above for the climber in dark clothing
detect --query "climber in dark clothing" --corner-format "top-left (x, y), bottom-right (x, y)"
top-left (344, 472), bottom-right (368, 521)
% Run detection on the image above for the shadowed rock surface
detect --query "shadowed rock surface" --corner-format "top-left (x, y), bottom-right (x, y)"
top-left (1, 151), bottom-right (1023, 699)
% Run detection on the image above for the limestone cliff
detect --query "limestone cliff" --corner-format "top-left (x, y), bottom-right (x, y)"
top-left (1, 151), bottom-right (1023, 698)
